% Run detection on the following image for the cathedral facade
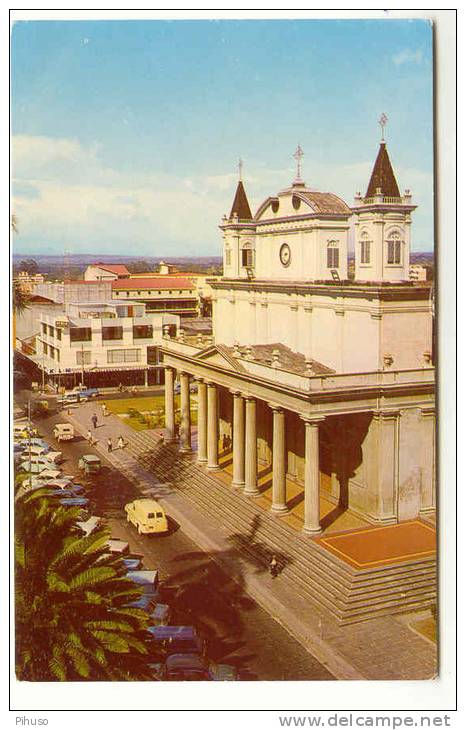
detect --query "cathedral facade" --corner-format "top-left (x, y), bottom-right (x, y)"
top-left (161, 139), bottom-right (435, 533)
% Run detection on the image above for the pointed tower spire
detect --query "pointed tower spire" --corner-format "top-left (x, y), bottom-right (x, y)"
top-left (365, 116), bottom-right (401, 198)
top-left (229, 160), bottom-right (252, 220)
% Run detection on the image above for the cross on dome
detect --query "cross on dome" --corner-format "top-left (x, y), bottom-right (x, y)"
top-left (293, 144), bottom-right (304, 183)
top-left (238, 158), bottom-right (243, 182)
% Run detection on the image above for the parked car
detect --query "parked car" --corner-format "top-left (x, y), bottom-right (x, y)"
top-left (126, 592), bottom-right (161, 612)
top-left (71, 385), bottom-right (100, 398)
top-left (151, 653), bottom-right (238, 681)
top-left (78, 454), bottom-right (101, 474)
top-left (53, 423), bottom-right (75, 442)
top-left (107, 538), bottom-right (129, 554)
top-left (19, 459), bottom-right (60, 474)
top-left (121, 554), bottom-right (144, 571)
top-left (13, 424), bottom-right (38, 439)
top-left (126, 570), bottom-right (159, 593)
top-left (59, 496), bottom-right (90, 508)
top-left (15, 437), bottom-right (48, 449)
top-left (58, 393), bottom-right (88, 406)
top-left (147, 626), bottom-right (206, 657)
top-left (148, 603), bottom-right (172, 627)
top-left (76, 515), bottom-right (102, 536)
top-left (29, 451), bottom-right (63, 465)
top-left (124, 498), bottom-right (168, 535)
top-left (28, 444), bottom-right (51, 456)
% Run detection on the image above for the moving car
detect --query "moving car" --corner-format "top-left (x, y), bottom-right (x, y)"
top-left (151, 654), bottom-right (238, 681)
top-left (78, 454), bottom-right (101, 474)
top-left (53, 423), bottom-right (75, 442)
top-left (124, 498), bottom-right (168, 535)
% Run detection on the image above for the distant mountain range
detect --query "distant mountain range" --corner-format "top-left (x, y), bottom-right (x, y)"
top-left (12, 253), bottom-right (223, 266)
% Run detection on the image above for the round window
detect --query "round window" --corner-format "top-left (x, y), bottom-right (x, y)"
top-left (279, 243), bottom-right (291, 267)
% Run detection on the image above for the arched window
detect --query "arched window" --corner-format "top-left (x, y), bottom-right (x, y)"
top-left (241, 242), bottom-right (255, 268)
top-left (360, 231), bottom-right (371, 264)
top-left (327, 240), bottom-right (339, 269)
top-left (387, 231), bottom-right (403, 265)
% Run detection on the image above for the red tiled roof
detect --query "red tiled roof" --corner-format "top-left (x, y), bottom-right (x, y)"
top-left (298, 191), bottom-right (352, 216)
top-left (365, 142), bottom-right (401, 198)
top-left (93, 263), bottom-right (130, 275)
top-left (112, 277), bottom-right (195, 291)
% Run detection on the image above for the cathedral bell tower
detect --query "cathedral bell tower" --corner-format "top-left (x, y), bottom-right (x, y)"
top-left (353, 116), bottom-right (417, 283)
top-left (220, 159), bottom-right (256, 278)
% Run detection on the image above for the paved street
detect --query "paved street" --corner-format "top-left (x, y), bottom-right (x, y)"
top-left (16, 390), bottom-right (333, 681)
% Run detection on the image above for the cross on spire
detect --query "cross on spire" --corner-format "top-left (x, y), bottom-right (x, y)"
top-left (379, 113), bottom-right (388, 142)
top-left (238, 158), bottom-right (243, 182)
top-left (293, 144), bottom-right (304, 183)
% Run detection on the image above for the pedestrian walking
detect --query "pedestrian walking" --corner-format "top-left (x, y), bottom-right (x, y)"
top-left (269, 554), bottom-right (279, 579)
top-left (107, 437), bottom-right (113, 453)
top-left (118, 382), bottom-right (123, 393)
top-left (86, 429), bottom-right (93, 445)
top-left (91, 413), bottom-right (98, 429)
top-left (102, 403), bottom-right (108, 417)
top-left (117, 435), bottom-right (125, 450)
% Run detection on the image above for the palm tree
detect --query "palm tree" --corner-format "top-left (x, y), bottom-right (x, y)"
top-left (15, 489), bottom-right (154, 681)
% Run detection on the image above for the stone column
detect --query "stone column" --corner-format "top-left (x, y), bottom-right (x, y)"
top-left (420, 406), bottom-right (436, 514)
top-left (196, 379), bottom-right (208, 464)
top-left (271, 405), bottom-right (288, 513)
top-left (302, 417), bottom-right (324, 534)
top-left (244, 396), bottom-right (259, 496)
top-left (231, 391), bottom-right (245, 487)
top-left (373, 410), bottom-right (399, 523)
top-left (207, 382), bottom-right (220, 470)
top-left (179, 371), bottom-right (192, 453)
top-left (164, 366), bottom-right (176, 442)
top-left (144, 368), bottom-right (149, 387)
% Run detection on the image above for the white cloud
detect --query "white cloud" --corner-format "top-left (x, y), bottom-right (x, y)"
top-left (11, 134), bottom-right (433, 255)
top-left (392, 49), bottom-right (423, 66)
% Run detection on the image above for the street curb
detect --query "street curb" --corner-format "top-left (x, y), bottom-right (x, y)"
top-left (67, 411), bottom-right (365, 681)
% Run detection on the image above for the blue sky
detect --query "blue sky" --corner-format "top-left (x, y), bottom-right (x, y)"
top-left (11, 19), bottom-right (433, 255)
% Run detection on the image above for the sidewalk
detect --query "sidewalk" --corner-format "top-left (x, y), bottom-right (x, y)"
top-left (67, 403), bottom-right (437, 681)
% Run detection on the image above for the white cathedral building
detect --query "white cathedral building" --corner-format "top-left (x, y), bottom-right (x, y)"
top-left (161, 136), bottom-right (435, 535)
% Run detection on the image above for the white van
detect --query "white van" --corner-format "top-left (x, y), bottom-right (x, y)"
top-left (124, 499), bottom-right (168, 535)
top-left (53, 423), bottom-right (74, 442)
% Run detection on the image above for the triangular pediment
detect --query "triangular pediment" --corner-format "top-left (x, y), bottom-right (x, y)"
top-left (194, 344), bottom-right (247, 372)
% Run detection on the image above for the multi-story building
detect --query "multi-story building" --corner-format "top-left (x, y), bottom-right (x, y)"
top-left (37, 300), bottom-right (179, 388)
top-left (14, 271), bottom-right (46, 292)
top-left (111, 276), bottom-right (199, 318)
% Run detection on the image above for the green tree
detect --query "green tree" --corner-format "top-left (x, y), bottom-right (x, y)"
top-left (19, 258), bottom-right (39, 274)
top-left (15, 489), bottom-right (153, 681)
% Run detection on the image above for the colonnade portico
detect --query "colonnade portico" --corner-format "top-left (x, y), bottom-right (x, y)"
top-left (163, 366), bottom-right (324, 534)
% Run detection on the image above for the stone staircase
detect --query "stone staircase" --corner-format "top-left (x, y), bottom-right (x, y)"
top-left (122, 433), bottom-right (437, 625)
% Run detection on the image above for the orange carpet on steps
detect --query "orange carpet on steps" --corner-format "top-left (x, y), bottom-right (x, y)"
top-left (316, 520), bottom-right (436, 569)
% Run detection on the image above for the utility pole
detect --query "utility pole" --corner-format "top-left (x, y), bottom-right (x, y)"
top-left (27, 399), bottom-right (32, 476)
top-left (81, 343), bottom-right (85, 386)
